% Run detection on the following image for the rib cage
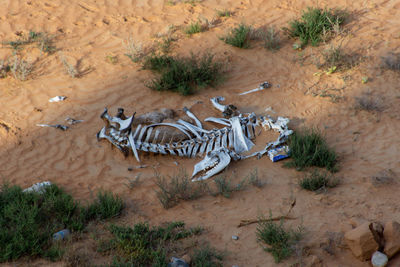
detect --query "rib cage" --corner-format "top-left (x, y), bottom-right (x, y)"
top-left (97, 96), bottom-right (293, 164)
top-left (98, 108), bottom-right (258, 160)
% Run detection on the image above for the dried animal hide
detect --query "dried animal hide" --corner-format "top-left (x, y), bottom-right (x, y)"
top-left (97, 97), bottom-right (293, 181)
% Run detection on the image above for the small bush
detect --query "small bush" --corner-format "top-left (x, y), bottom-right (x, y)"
top-left (2, 31), bottom-right (56, 53)
top-left (0, 182), bottom-right (124, 262)
top-left (87, 191), bottom-right (124, 220)
top-left (185, 22), bottom-right (206, 35)
top-left (354, 92), bottom-right (384, 113)
top-left (59, 52), bottom-right (78, 78)
top-left (247, 168), bottom-right (264, 188)
top-left (10, 55), bottom-right (33, 81)
top-left (221, 23), bottom-right (252, 48)
top-left (0, 184), bottom-right (84, 261)
top-left (212, 176), bottom-right (247, 198)
top-left (257, 217), bottom-right (303, 263)
top-left (300, 169), bottom-right (338, 192)
top-left (382, 52), bottom-right (400, 71)
top-left (216, 9), bottom-right (232, 17)
top-left (155, 170), bottom-right (208, 208)
top-left (261, 27), bottom-right (281, 51)
top-left (285, 7), bottom-right (347, 47)
top-left (192, 244), bottom-right (224, 267)
top-left (103, 222), bottom-right (203, 266)
top-left (143, 52), bottom-right (225, 95)
top-left (285, 128), bottom-right (338, 172)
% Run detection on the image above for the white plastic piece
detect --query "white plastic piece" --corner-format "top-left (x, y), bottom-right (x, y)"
top-left (23, 181), bottom-right (52, 193)
top-left (49, 96), bottom-right (67, 102)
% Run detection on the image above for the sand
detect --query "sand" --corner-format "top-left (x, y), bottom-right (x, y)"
top-left (0, 0), bottom-right (400, 266)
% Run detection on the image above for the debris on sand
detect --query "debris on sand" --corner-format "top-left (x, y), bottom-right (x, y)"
top-left (239, 81), bottom-right (271, 95)
top-left (48, 96), bottom-right (67, 102)
top-left (37, 124), bottom-right (69, 131)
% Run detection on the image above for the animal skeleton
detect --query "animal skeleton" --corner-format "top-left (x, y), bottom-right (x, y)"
top-left (97, 97), bottom-right (293, 181)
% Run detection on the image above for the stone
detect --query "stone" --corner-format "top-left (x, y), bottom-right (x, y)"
top-left (383, 221), bottom-right (400, 258)
top-left (181, 254), bottom-right (191, 264)
top-left (167, 257), bottom-right (189, 267)
top-left (371, 251), bottom-right (388, 267)
top-left (306, 255), bottom-right (323, 267)
top-left (232, 235), bottom-right (239, 240)
top-left (344, 222), bottom-right (379, 261)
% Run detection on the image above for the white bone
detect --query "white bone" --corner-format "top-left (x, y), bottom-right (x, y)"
top-left (183, 107), bottom-right (202, 128)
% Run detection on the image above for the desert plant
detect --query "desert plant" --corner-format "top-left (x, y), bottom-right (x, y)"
top-left (154, 170), bottom-right (208, 208)
top-left (192, 244), bottom-right (224, 267)
top-left (354, 92), bottom-right (384, 113)
top-left (285, 128), bottom-right (338, 172)
top-left (257, 216), bottom-right (303, 263)
top-left (59, 52), bottom-right (78, 78)
top-left (261, 27), bottom-right (281, 51)
top-left (103, 222), bottom-right (203, 266)
top-left (185, 22), bottom-right (206, 35)
top-left (285, 7), bottom-right (347, 46)
top-left (381, 52), bottom-right (400, 71)
top-left (247, 168), bottom-right (264, 188)
top-left (2, 31), bottom-right (56, 53)
top-left (124, 36), bottom-right (146, 63)
top-left (216, 9), bottom-right (232, 17)
top-left (299, 169), bottom-right (338, 192)
top-left (10, 55), bottom-right (33, 81)
top-left (86, 191), bottom-right (124, 220)
top-left (221, 23), bottom-right (252, 48)
top-left (143, 52), bottom-right (226, 95)
top-left (212, 176), bottom-right (247, 198)
top-left (0, 182), bottom-right (124, 262)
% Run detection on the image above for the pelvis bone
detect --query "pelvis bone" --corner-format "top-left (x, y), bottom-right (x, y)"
top-left (97, 97), bottom-right (293, 181)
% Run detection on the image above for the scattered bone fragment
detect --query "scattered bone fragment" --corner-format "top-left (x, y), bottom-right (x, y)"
top-left (239, 81), bottom-right (271, 95)
top-left (37, 124), bottom-right (69, 131)
top-left (49, 96), bottom-right (67, 102)
top-left (23, 181), bottom-right (52, 193)
top-left (66, 117), bottom-right (84, 125)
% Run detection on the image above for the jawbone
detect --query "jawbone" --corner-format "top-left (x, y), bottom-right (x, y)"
top-left (191, 148), bottom-right (231, 181)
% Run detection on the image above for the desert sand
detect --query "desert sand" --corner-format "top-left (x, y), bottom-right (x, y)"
top-left (0, 0), bottom-right (400, 266)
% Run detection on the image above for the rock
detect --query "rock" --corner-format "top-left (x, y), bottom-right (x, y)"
top-left (344, 222), bottom-right (379, 261)
top-left (167, 257), bottom-right (189, 267)
top-left (181, 254), bottom-right (191, 264)
top-left (232, 235), bottom-right (239, 240)
top-left (383, 221), bottom-right (400, 258)
top-left (371, 251), bottom-right (388, 267)
top-left (307, 255), bottom-right (323, 267)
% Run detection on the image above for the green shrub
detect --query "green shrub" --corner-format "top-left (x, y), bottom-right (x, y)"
top-left (0, 183), bottom-right (123, 262)
top-left (185, 22), bottom-right (205, 35)
top-left (221, 23), bottom-right (252, 48)
top-left (192, 244), bottom-right (224, 267)
top-left (285, 7), bottom-right (346, 46)
top-left (87, 191), bottom-right (124, 220)
top-left (216, 9), bottom-right (232, 17)
top-left (155, 170), bottom-right (207, 209)
top-left (285, 128), bottom-right (338, 172)
top-left (103, 222), bottom-right (202, 266)
top-left (299, 169), bottom-right (338, 191)
top-left (143, 53), bottom-right (225, 95)
top-left (256, 217), bottom-right (303, 263)
top-left (212, 176), bottom-right (247, 198)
